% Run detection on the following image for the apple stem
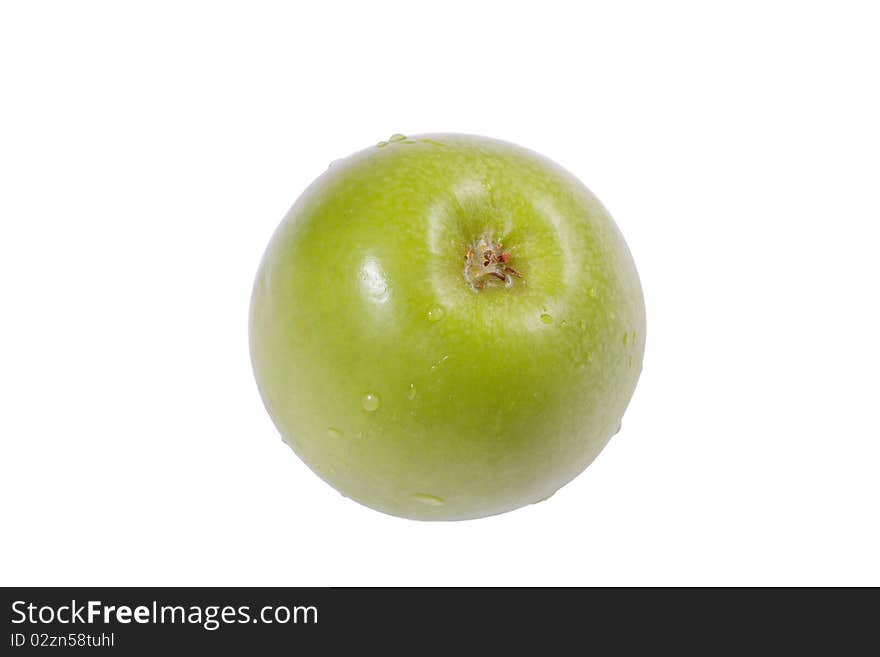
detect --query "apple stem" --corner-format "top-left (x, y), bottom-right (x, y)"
top-left (463, 234), bottom-right (522, 290)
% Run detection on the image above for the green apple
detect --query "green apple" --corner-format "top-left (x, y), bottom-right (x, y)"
top-left (250, 133), bottom-right (645, 521)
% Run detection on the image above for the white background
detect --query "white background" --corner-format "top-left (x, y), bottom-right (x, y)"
top-left (2, 1), bottom-right (878, 586)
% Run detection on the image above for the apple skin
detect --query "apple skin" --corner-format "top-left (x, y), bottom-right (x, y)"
top-left (250, 134), bottom-right (645, 521)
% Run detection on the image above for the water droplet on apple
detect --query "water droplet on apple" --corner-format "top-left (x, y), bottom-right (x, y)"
top-left (430, 355), bottom-right (449, 372)
top-left (540, 313), bottom-right (553, 324)
top-left (412, 493), bottom-right (444, 506)
top-left (628, 356), bottom-right (634, 368)
top-left (560, 320), bottom-right (568, 327)
top-left (407, 384), bottom-right (417, 400)
top-left (389, 133), bottom-right (407, 142)
top-left (588, 287), bottom-right (598, 299)
top-left (579, 320), bottom-right (587, 331)
top-left (377, 141), bottom-right (388, 148)
top-left (623, 332), bottom-right (629, 346)
top-left (327, 427), bottom-right (344, 438)
top-left (427, 306), bottom-right (445, 322)
top-left (361, 392), bottom-right (381, 412)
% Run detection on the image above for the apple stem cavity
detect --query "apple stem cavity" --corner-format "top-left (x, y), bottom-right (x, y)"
top-left (463, 233), bottom-right (522, 291)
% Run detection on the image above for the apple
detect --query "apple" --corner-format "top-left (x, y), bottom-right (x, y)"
top-left (250, 133), bottom-right (645, 521)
